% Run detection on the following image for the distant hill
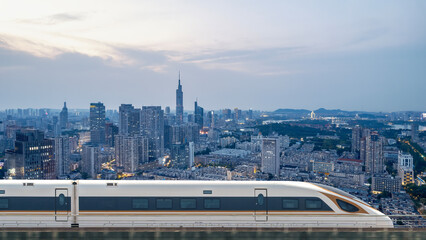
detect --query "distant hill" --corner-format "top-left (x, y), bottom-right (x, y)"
top-left (273, 109), bottom-right (311, 114)
top-left (273, 108), bottom-right (361, 116)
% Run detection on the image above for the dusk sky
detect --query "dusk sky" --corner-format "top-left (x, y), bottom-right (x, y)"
top-left (1, 0), bottom-right (425, 112)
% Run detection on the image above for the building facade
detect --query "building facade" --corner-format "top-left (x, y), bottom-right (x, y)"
top-left (90, 102), bottom-right (106, 145)
top-left (398, 151), bottom-right (414, 185)
top-left (59, 102), bottom-right (68, 130)
top-left (140, 106), bottom-right (164, 161)
top-left (176, 74), bottom-right (184, 124)
top-left (54, 136), bottom-right (70, 178)
top-left (6, 130), bottom-right (55, 179)
top-left (119, 104), bottom-right (140, 136)
top-left (261, 138), bottom-right (280, 176)
top-left (115, 135), bottom-right (149, 173)
top-left (372, 176), bottom-right (401, 193)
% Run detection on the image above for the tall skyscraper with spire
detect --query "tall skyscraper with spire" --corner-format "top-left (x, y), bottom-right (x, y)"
top-left (176, 72), bottom-right (184, 124)
top-left (59, 102), bottom-right (68, 129)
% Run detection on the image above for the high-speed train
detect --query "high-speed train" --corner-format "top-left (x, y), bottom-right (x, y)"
top-left (0, 180), bottom-right (393, 228)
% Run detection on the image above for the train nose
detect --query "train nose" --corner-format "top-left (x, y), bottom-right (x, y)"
top-left (376, 216), bottom-right (394, 228)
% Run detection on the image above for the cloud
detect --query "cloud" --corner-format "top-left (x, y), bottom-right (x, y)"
top-left (167, 47), bottom-right (304, 75)
top-left (49, 13), bottom-right (84, 23)
top-left (16, 13), bottom-right (85, 25)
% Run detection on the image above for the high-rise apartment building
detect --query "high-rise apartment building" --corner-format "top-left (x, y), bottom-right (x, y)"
top-left (119, 104), bottom-right (141, 136)
top-left (105, 123), bottom-right (119, 147)
top-left (351, 125), bottom-right (361, 157)
top-left (234, 108), bottom-right (241, 121)
top-left (115, 135), bottom-right (149, 173)
top-left (90, 102), bottom-right (106, 145)
top-left (261, 138), bottom-right (280, 176)
top-left (54, 136), bottom-right (70, 177)
top-left (176, 73), bottom-right (184, 124)
top-left (360, 131), bottom-right (384, 175)
top-left (140, 106), bottom-right (164, 161)
top-left (81, 145), bottom-right (100, 179)
top-left (188, 141), bottom-right (194, 169)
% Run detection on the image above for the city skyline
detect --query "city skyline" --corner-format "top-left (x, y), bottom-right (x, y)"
top-left (1, 1), bottom-right (426, 111)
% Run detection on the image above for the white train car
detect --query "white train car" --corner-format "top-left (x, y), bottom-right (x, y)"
top-left (0, 180), bottom-right (393, 228)
top-left (0, 180), bottom-right (74, 228)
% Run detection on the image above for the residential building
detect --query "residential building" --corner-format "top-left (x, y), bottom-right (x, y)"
top-left (261, 138), bottom-right (280, 176)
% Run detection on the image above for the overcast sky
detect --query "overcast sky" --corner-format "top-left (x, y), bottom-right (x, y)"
top-left (1, 0), bottom-right (425, 112)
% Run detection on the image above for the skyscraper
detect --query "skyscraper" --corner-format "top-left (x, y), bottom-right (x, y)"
top-left (207, 111), bottom-right (215, 128)
top-left (222, 109), bottom-right (232, 120)
top-left (54, 136), bottom-right (70, 177)
top-left (105, 122), bottom-right (119, 147)
top-left (176, 73), bottom-right (184, 124)
top-left (140, 106), bottom-right (164, 160)
top-left (351, 125), bottom-right (361, 158)
top-left (81, 145), bottom-right (100, 179)
top-left (411, 123), bottom-right (419, 142)
top-left (90, 102), bottom-right (106, 145)
top-left (194, 100), bottom-right (204, 131)
top-left (261, 138), bottom-right (280, 176)
top-left (8, 129), bottom-right (55, 179)
top-left (59, 102), bottom-right (68, 130)
top-left (115, 135), bottom-right (148, 173)
top-left (360, 131), bottom-right (384, 175)
top-left (119, 104), bottom-right (140, 136)
top-left (188, 141), bottom-right (194, 169)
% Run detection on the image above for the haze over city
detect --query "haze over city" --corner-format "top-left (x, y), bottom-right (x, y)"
top-left (1, 0), bottom-right (425, 111)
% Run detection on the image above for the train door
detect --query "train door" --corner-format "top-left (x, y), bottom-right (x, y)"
top-left (55, 188), bottom-right (69, 222)
top-left (254, 189), bottom-right (268, 222)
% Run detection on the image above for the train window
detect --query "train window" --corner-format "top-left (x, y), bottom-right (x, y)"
top-left (203, 190), bottom-right (212, 194)
top-left (305, 199), bottom-right (322, 209)
top-left (0, 190), bottom-right (4, 194)
top-left (58, 194), bottom-right (65, 206)
top-left (132, 198), bottom-right (149, 209)
top-left (257, 194), bottom-right (264, 206)
top-left (204, 198), bottom-right (220, 209)
top-left (180, 199), bottom-right (197, 209)
top-left (336, 199), bottom-right (359, 212)
top-left (102, 199), bottom-right (116, 209)
top-left (156, 198), bottom-right (172, 209)
top-left (0, 198), bottom-right (8, 209)
top-left (282, 198), bottom-right (299, 209)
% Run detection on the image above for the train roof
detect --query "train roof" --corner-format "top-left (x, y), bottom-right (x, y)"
top-left (0, 180), bottom-right (357, 198)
